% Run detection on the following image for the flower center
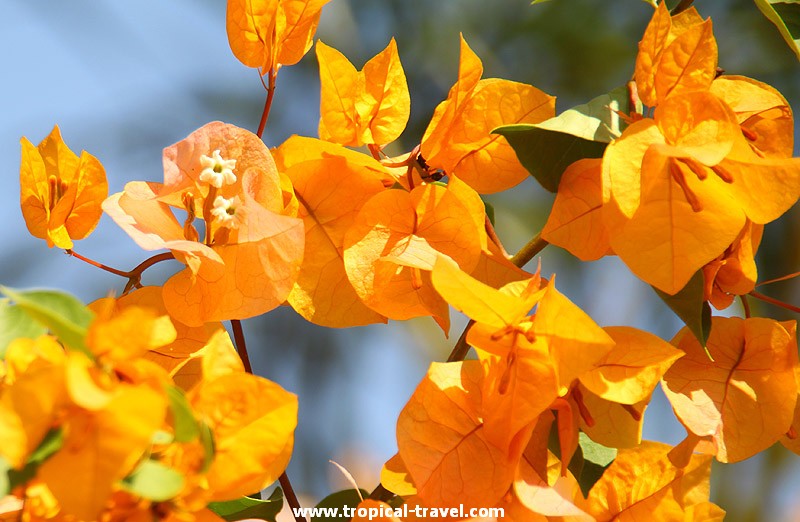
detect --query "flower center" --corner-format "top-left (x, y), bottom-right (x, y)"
top-left (211, 195), bottom-right (245, 229)
top-left (199, 150), bottom-right (237, 188)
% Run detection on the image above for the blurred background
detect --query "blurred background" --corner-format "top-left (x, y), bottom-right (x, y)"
top-left (1, 0), bottom-right (799, 520)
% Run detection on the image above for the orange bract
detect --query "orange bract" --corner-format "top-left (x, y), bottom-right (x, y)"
top-left (602, 90), bottom-right (800, 294)
top-left (396, 361), bottom-right (515, 510)
top-left (103, 122), bottom-right (305, 326)
top-left (542, 158), bottom-right (610, 261)
top-left (89, 287), bottom-right (226, 390)
top-left (421, 35), bottom-right (555, 194)
top-left (317, 39), bottom-right (410, 147)
top-left (702, 220), bottom-right (763, 310)
top-left (585, 441), bottom-right (723, 520)
top-left (635, 3), bottom-right (717, 107)
top-left (343, 182), bottom-right (485, 332)
top-left (662, 317), bottom-right (799, 463)
top-left (20, 126), bottom-right (107, 249)
top-left (226, 0), bottom-right (331, 74)
top-left (273, 137), bottom-right (393, 327)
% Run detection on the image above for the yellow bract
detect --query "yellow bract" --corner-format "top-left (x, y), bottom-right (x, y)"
top-left (635, 3), bottom-right (717, 107)
top-left (317, 39), bottom-right (410, 147)
top-left (20, 126), bottom-right (107, 249)
top-left (226, 0), bottom-right (331, 74)
top-left (421, 35), bottom-right (555, 194)
top-left (343, 181), bottom-right (486, 332)
top-left (662, 317), bottom-right (799, 463)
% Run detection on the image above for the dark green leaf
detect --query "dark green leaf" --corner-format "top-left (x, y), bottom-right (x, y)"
top-left (121, 460), bottom-right (184, 502)
top-left (575, 434), bottom-right (616, 497)
top-left (0, 287), bottom-right (93, 358)
top-left (209, 487), bottom-right (284, 522)
top-left (0, 458), bottom-right (10, 497)
top-left (495, 86), bottom-right (632, 192)
top-left (0, 299), bottom-right (47, 359)
top-left (166, 386), bottom-right (200, 443)
top-left (484, 199), bottom-right (495, 226)
top-left (754, 0), bottom-right (800, 60)
top-left (652, 271), bottom-right (713, 356)
top-left (311, 489), bottom-right (368, 522)
top-left (579, 432), bottom-right (616, 467)
top-left (199, 420), bottom-right (216, 473)
top-left (3, 429), bottom-right (64, 494)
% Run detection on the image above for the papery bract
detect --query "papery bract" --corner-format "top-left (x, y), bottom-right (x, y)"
top-left (317, 39), bottom-right (410, 147)
top-left (662, 317), bottom-right (798, 463)
top-left (20, 126), bottom-right (107, 249)
top-left (227, 0), bottom-right (331, 74)
top-left (103, 122), bottom-right (305, 326)
top-left (343, 182), bottom-right (485, 332)
top-left (421, 35), bottom-right (555, 194)
top-left (275, 139), bottom-right (392, 327)
top-left (396, 361), bottom-right (515, 510)
top-left (585, 441), bottom-right (722, 520)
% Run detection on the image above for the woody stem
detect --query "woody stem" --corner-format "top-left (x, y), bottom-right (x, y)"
top-left (748, 290), bottom-right (800, 314)
top-left (229, 318), bottom-right (304, 519)
top-left (67, 250), bottom-right (176, 294)
top-left (230, 319), bottom-right (253, 374)
top-left (65, 249), bottom-right (130, 277)
top-left (510, 232), bottom-right (549, 268)
top-left (280, 473), bottom-right (306, 522)
top-left (256, 68), bottom-right (278, 140)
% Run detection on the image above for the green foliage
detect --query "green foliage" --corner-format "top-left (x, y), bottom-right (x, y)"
top-left (754, 0), bottom-right (800, 60)
top-left (0, 287), bottom-right (93, 358)
top-left (495, 86), bottom-right (633, 192)
top-left (653, 271), bottom-right (713, 354)
top-left (209, 488), bottom-right (285, 522)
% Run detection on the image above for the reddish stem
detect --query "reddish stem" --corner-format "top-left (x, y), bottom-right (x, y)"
top-left (67, 250), bottom-right (176, 295)
top-left (757, 270), bottom-right (800, 287)
top-left (256, 68), bottom-right (278, 139)
top-left (740, 294), bottom-right (751, 319)
top-left (748, 290), bottom-right (800, 314)
top-left (280, 472), bottom-right (306, 522)
top-left (230, 319), bottom-right (253, 374)
top-left (65, 249), bottom-right (130, 278)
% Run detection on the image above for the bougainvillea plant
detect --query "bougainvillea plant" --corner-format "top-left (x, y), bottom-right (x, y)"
top-left (3, 0), bottom-right (800, 520)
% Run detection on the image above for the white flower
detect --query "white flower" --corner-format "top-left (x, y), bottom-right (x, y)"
top-left (199, 149), bottom-right (237, 188)
top-left (210, 195), bottom-right (245, 229)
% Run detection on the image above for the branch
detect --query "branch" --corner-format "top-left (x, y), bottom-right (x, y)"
top-left (748, 290), bottom-right (800, 314)
top-left (230, 319), bottom-right (253, 374)
top-left (66, 250), bottom-right (176, 294)
top-left (256, 68), bottom-right (278, 139)
top-left (510, 232), bottom-right (549, 268)
top-left (280, 472), bottom-right (307, 522)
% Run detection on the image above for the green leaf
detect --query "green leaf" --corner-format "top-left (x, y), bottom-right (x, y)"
top-left (652, 271), bottom-right (713, 357)
top-left (494, 86), bottom-right (633, 192)
top-left (209, 487), bottom-right (284, 522)
top-left (0, 287), bottom-right (93, 358)
top-left (199, 420), bottom-right (216, 473)
top-left (579, 432), bottom-right (616, 467)
top-left (0, 299), bottom-right (47, 359)
top-left (484, 199), bottom-right (496, 226)
top-left (754, 0), bottom-right (800, 60)
top-left (311, 489), bottom-right (368, 522)
top-left (575, 433), bottom-right (616, 497)
top-left (121, 460), bottom-right (184, 502)
top-left (3, 429), bottom-right (64, 494)
top-left (0, 457), bottom-right (10, 497)
top-left (166, 386), bottom-right (200, 443)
